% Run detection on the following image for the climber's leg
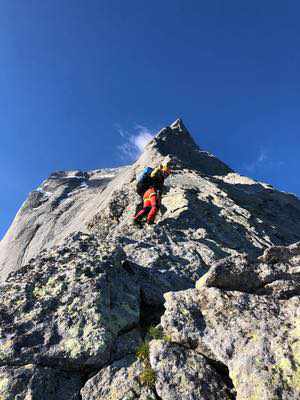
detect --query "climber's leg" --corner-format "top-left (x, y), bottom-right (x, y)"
top-left (134, 207), bottom-right (148, 221)
top-left (134, 199), bottom-right (151, 222)
top-left (146, 195), bottom-right (158, 224)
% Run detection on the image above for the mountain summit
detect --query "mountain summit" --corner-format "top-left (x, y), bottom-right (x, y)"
top-left (136, 118), bottom-right (232, 175)
top-left (1, 121), bottom-right (300, 399)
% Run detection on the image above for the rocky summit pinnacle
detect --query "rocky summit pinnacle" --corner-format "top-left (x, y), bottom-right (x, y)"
top-left (135, 118), bottom-right (232, 175)
top-left (1, 120), bottom-right (300, 399)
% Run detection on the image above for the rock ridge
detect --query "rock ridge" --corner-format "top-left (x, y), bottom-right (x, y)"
top-left (1, 120), bottom-right (300, 398)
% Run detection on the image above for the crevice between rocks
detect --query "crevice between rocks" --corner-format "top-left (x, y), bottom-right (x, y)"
top-left (76, 285), bottom-right (167, 397)
top-left (139, 291), bottom-right (165, 337)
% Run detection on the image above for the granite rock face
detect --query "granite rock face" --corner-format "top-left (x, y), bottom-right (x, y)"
top-left (0, 168), bottom-right (125, 281)
top-left (149, 340), bottom-right (234, 400)
top-left (1, 119), bottom-right (300, 399)
top-left (0, 232), bottom-right (140, 371)
top-left (161, 242), bottom-right (300, 399)
top-left (81, 355), bottom-right (157, 400)
top-left (0, 365), bottom-right (81, 400)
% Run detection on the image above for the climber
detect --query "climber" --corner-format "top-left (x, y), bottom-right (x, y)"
top-left (133, 164), bottom-right (171, 225)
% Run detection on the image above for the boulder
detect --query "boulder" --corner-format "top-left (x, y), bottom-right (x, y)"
top-left (150, 340), bottom-right (234, 399)
top-left (0, 232), bottom-right (140, 370)
top-left (161, 242), bottom-right (300, 399)
top-left (81, 355), bottom-right (156, 400)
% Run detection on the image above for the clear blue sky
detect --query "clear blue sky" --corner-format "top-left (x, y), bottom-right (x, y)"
top-left (1, 1), bottom-right (300, 238)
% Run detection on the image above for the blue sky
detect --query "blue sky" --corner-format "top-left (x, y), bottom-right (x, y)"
top-left (1, 1), bottom-right (300, 238)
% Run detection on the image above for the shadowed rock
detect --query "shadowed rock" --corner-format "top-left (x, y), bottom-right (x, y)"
top-left (0, 365), bottom-right (82, 400)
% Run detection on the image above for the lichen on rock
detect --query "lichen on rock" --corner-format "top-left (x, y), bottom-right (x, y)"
top-left (161, 241), bottom-right (300, 399)
top-left (0, 232), bottom-right (140, 370)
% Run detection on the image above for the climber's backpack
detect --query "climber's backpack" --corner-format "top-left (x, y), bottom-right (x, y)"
top-left (136, 167), bottom-right (153, 196)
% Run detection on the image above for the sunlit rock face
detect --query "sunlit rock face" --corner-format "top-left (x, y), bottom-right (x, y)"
top-left (161, 242), bottom-right (300, 400)
top-left (1, 119), bottom-right (300, 399)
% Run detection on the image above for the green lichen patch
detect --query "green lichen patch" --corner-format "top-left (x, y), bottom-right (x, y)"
top-left (0, 232), bottom-right (140, 370)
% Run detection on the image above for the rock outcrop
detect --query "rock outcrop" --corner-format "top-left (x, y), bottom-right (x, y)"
top-left (150, 340), bottom-right (234, 399)
top-left (161, 242), bottom-right (300, 399)
top-left (1, 119), bottom-right (300, 399)
top-left (0, 233), bottom-right (140, 371)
